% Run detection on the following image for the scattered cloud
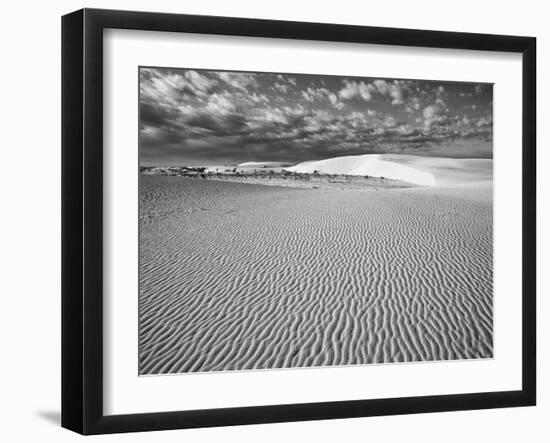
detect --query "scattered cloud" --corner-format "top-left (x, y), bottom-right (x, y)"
top-left (139, 68), bottom-right (493, 165)
top-left (273, 83), bottom-right (288, 94)
top-left (373, 80), bottom-right (406, 105)
top-left (338, 80), bottom-right (374, 101)
top-left (422, 103), bottom-right (451, 128)
top-left (302, 87), bottom-right (345, 110)
top-left (215, 72), bottom-right (258, 91)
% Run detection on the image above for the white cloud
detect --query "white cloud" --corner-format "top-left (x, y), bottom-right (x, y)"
top-left (457, 116), bottom-right (471, 127)
top-left (176, 103), bottom-right (197, 116)
top-left (345, 111), bottom-right (367, 128)
top-left (389, 84), bottom-right (404, 105)
top-left (276, 74), bottom-right (297, 86)
top-left (373, 79), bottom-right (405, 105)
top-left (348, 111), bottom-right (365, 120)
top-left (373, 79), bottom-right (389, 94)
top-left (302, 87), bottom-right (329, 101)
top-left (303, 109), bottom-right (334, 132)
top-left (260, 105), bottom-right (307, 127)
top-left (476, 115), bottom-right (493, 128)
top-left (216, 72), bottom-right (258, 91)
top-left (328, 92), bottom-right (345, 110)
top-left (273, 83), bottom-right (288, 93)
top-left (338, 80), bottom-right (374, 101)
top-left (248, 93), bottom-right (269, 104)
top-left (423, 104), bottom-right (441, 120)
top-left (205, 93), bottom-right (236, 115)
top-left (140, 69), bottom-right (217, 104)
top-left (383, 115), bottom-right (398, 128)
top-left (302, 87), bottom-right (345, 110)
top-left (422, 103), bottom-right (447, 128)
top-left (185, 70), bottom-right (217, 94)
top-left (262, 109), bottom-right (288, 125)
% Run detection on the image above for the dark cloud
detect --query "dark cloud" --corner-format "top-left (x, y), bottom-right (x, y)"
top-left (139, 67), bottom-right (493, 165)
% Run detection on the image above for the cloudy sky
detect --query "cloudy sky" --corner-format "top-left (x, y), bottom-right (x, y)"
top-left (139, 67), bottom-right (493, 166)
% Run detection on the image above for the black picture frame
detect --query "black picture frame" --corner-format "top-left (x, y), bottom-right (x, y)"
top-left (61, 8), bottom-right (536, 435)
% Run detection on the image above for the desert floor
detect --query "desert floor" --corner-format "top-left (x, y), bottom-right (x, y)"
top-left (139, 176), bottom-right (493, 374)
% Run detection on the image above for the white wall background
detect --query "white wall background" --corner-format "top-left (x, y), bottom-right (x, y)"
top-left (0, 0), bottom-right (546, 441)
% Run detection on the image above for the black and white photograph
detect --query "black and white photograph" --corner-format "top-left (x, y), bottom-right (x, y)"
top-left (1, 0), bottom-right (545, 439)
top-left (138, 67), bottom-right (494, 375)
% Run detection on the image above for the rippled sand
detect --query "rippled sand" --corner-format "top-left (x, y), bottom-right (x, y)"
top-left (139, 176), bottom-right (493, 374)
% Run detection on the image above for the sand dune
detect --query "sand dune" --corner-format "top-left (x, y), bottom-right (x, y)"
top-left (139, 176), bottom-right (493, 374)
top-left (285, 154), bottom-right (492, 187)
top-left (238, 161), bottom-right (291, 168)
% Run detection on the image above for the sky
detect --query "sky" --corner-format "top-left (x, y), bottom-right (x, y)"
top-left (139, 67), bottom-right (493, 166)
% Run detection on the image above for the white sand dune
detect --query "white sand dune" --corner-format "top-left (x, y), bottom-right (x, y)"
top-left (285, 154), bottom-right (492, 187)
top-left (139, 176), bottom-right (493, 374)
top-left (238, 161), bottom-right (291, 168)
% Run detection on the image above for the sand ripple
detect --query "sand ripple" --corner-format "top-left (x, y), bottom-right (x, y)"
top-left (139, 176), bottom-right (493, 374)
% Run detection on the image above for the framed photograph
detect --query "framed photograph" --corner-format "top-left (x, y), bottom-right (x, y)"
top-left (61, 8), bottom-right (536, 435)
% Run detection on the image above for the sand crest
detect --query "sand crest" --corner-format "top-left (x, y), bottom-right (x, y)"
top-left (285, 154), bottom-right (492, 187)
